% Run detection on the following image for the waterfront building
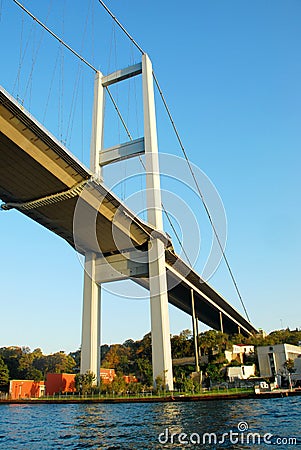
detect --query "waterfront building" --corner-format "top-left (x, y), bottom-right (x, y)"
top-left (225, 344), bottom-right (255, 364)
top-left (227, 364), bottom-right (256, 381)
top-left (257, 343), bottom-right (301, 377)
top-left (291, 356), bottom-right (301, 385)
top-left (45, 373), bottom-right (76, 395)
top-left (100, 368), bottom-right (116, 384)
top-left (9, 380), bottom-right (45, 400)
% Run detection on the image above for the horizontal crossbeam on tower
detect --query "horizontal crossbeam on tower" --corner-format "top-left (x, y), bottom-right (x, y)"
top-left (102, 63), bottom-right (142, 87)
top-left (95, 250), bottom-right (149, 283)
top-left (99, 138), bottom-right (145, 166)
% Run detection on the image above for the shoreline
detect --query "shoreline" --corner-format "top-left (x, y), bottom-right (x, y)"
top-left (1, 389), bottom-right (300, 405)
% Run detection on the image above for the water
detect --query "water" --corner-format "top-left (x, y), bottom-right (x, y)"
top-left (0, 397), bottom-right (300, 449)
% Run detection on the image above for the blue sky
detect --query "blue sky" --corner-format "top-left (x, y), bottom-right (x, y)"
top-left (1, 0), bottom-right (300, 353)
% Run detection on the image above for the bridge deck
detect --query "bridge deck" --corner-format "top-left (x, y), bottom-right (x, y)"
top-left (0, 86), bottom-right (257, 336)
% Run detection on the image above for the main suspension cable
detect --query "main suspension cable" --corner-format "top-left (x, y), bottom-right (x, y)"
top-left (11, 0), bottom-right (131, 152)
top-left (12, 0), bottom-right (97, 72)
top-left (97, 0), bottom-right (144, 55)
top-left (153, 73), bottom-right (250, 322)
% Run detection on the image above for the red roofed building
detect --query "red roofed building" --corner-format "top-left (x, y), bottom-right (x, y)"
top-left (123, 375), bottom-right (138, 383)
top-left (9, 380), bottom-right (45, 399)
top-left (45, 373), bottom-right (76, 395)
top-left (100, 368), bottom-right (116, 384)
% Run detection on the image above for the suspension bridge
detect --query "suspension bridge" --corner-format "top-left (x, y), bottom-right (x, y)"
top-left (0, 1), bottom-right (257, 390)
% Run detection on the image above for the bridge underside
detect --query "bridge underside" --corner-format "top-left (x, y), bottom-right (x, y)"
top-left (0, 86), bottom-right (257, 337)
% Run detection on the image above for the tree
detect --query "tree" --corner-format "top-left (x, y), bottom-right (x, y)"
top-left (111, 375), bottom-right (127, 395)
top-left (135, 333), bottom-right (152, 361)
top-left (182, 376), bottom-right (195, 393)
top-left (0, 347), bottom-right (23, 379)
top-left (228, 359), bottom-right (241, 367)
top-left (68, 349), bottom-right (80, 373)
top-left (0, 357), bottom-right (9, 389)
top-left (198, 330), bottom-right (228, 358)
top-left (123, 339), bottom-right (135, 349)
top-left (283, 359), bottom-right (295, 374)
top-left (128, 381), bottom-right (141, 394)
top-left (19, 351), bottom-right (35, 379)
top-left (206, 363), bottom-right (224, 383)
top-left (135, 358), bottom-right (152, 385)
top-left (154, 375), bottom-right (164, 394)
top-left (75, 371), bottom-right (96, 395)
top-left (42, 352), bottom-right (76, 374)
top-left (28, 368), bottom-right (44, 382)
top-left (171, 330), bottom-right (192, 358)
top-left (100, 344), bottom-right (110, 362)
top-left (16, 348), bottom-right (44, 380)
top-left (101, 345), bottom-right (121, 369)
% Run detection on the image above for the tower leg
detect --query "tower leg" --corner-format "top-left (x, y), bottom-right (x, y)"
top-left (219, 311), bottom-right (224, 333)
top-left (79, 69), bottom-right (104, 384)
top-left (191, 289), bottom-right (200, 373)
top-left (148, 237), bottom-right (174, 390)
top-left (80, 252), bottom-right (101, 385)
top-left (142, 53), bottom-right (173, 391)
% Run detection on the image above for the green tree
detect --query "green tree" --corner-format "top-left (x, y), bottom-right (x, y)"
top-left (283, 359), bottom-right (295, 374)
top-left (68, 349), bottom-right (81, 373)
top-left (206, 363), bottom-right (224, 383)
top-left (182, 376), bottom-right (195, 393)
top-left (111, 375), bottom-right (127, 395)
top-left (228, 359), bottom-right (241, 367)
top-left (75, 371), bottom-right (96, 395)
top-left (127, 381), bottom-right (142, 394)
top-left (101, 345), bottom-right (121, 369)
top-left (43, 352), bottom-right (76, 374)
top-left (198, 330), bottom-right (228, 358)
top-left (101, 344), bottom-right (110, 362)
top-left (0, 347), bottom-right (23, 379)
top-left (28, 368), bottom-right (43, 382)
top-left (19, 351), bottom-right (35, 379)
top-left (136, 358), bottom-right (152, 385)
top-left (171, 329), bottom-right (192, 358)
top-left (103, 345), bottom-right (132, 373)
top-left (154, 375), bottom-right (164, 394)
top-left (135, 333), bottom-right (152, 361)
top-left (0, 357), bottom-right (9, 388)
top-left (123, 339), bottom-right (135, 349)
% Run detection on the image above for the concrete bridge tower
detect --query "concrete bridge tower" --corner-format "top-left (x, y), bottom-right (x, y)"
top-left (80, 54), bottom-right (174, 390)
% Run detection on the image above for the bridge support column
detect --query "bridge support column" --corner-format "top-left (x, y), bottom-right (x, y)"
top-left (80, 252), bottom-right (101, 385)
top-left (90, 70), bottom-right (104, 179)
top-left (143, 53), bottom-right (173, 390)
top-left (219, 311), bottom-right (224, 334)
top-left (79, 70), bottom-right (104, 385)
top-left (191, 289), bottom-right (200, 373)
top-left (148, 238), bottom-right (173, 390)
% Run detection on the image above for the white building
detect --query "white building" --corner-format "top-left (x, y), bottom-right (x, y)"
top-left (291, 356), bottom-right (301, 384)
top-left (294, 356), bottom-right (301, 374)
top-left (225, 344), bottom-right (255, 364)
top-left (257, 344), bottom-right (301, 378)
top-left (227, 365), bottom-right (256, 382)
